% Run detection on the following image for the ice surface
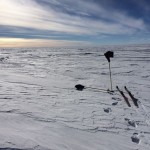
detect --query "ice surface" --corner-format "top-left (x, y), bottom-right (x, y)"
top-left (0, 45), bottom-right (150, 149)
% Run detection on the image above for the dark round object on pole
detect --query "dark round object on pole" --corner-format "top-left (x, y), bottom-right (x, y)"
top-left (104, 51), bottom-right (114, 62)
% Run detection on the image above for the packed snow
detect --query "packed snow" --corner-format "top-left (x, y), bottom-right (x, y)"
top-left (0, 45), bottom-right (150, 150)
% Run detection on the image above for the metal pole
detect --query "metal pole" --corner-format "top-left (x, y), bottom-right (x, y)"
top-left (109, 62), bottom-right (113, 91)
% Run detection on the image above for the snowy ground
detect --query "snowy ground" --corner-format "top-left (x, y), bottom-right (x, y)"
top-left (0, 45), bottom-right (150, 150)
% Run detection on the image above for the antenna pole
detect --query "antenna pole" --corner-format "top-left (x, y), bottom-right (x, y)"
top-left (104, 51), bottom-right (114, 91)
top-left (109, 62), bottom-right (113, 91)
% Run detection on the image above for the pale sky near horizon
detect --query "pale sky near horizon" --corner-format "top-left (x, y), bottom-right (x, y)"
top-left (0, 0), bottom-right (150, 47)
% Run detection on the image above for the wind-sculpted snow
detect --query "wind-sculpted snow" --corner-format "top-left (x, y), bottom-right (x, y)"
top-left (0, 45), bottom-right (150, 149)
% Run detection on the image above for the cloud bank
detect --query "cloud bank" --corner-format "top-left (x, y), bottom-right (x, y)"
top-left (0, 0), bottom-right (149, 47)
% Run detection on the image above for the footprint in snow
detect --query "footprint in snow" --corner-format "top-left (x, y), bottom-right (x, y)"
top-left (112, 97), bottom-right (120, 101)
top-left (128, 120), bottom-right (138, 127)
top-left (124, 118), bottom-right (138, 127)
top-left (131, 133), bottom-right (140, 144)
top-left (112, 102), bottom-right (118, 106)
top-left (103, 108), bottom-right (112, 113)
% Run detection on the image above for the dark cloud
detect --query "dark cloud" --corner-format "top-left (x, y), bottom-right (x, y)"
top-left (86, 0), bottom-right (150, 19)
top-left (0, 25), bottom-right (87, 41)
top-left (37, 0), bottom-right (150, 25)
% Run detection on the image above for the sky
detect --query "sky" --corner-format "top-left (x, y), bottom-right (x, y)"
top-left (0, 0), bottom-right (150, 47)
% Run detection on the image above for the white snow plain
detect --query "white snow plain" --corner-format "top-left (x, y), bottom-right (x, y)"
top-left (0, 45), bottom-right (150, 150)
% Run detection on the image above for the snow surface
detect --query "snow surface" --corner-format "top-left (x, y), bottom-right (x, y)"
top-left (0, 45), bottom-right (150, 150)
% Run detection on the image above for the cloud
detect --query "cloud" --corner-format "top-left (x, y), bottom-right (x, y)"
top-left (0, 0), bottom-right (146, 37)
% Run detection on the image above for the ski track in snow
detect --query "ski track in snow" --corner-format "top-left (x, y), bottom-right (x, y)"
top-left (0, 45), bottom-right (150, 150)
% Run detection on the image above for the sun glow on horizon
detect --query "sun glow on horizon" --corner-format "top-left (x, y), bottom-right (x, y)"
top-left (0, 38), bottom-right (92, 48)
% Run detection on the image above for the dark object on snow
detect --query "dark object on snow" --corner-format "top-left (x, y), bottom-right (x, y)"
top-left (116, 86), bottom-right (131, 107)
top-left (131, 136), bottom-right (140, 144)
top-left (75, 84), bottom-right (114, 94)
top-left (75, 84), bottom-right (85, 91)
top-left (104, 51), bottom-right (114, 62)
top-left (112, 102), bottom-right (118, 106)
top-left (128, 120), bottom-right (137, 127)
top-left (124, 86), bottom-right (139, 108)
top-left (103, 108), bottom-right (112, 113)
top-left (124, 118), bottom-right (137, 127)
